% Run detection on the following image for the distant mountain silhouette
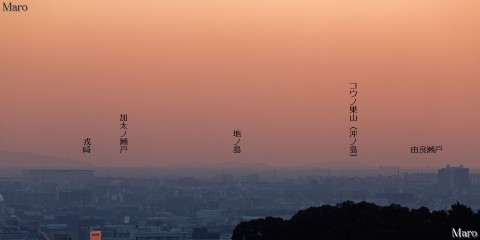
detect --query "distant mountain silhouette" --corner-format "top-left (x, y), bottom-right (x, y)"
top-left (0, 150), bottom-right (93, 169)
top-left (165, 161), bottom-right (273, 169)
top-left (165, 161), bottom-right (374, 169)
top-left (298, 161), bottom-right (374, 169)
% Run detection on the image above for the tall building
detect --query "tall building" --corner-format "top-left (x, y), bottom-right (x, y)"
top-left (437, 165), bottom-right (471, 193)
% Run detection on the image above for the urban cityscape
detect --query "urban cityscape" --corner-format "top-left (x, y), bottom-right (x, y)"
top-left (0, 164), bottom-right (477, 240)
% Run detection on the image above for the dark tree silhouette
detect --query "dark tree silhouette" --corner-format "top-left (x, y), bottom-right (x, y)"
top-left (232, 201), bottom-right (480, 240)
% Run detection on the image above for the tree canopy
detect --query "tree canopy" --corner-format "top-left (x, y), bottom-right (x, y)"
top-left (232, 201), bottom-right (480, 240)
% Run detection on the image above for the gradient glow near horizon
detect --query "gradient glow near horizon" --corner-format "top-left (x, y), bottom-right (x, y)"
top-left (1, 1), bottom-right (479, 168)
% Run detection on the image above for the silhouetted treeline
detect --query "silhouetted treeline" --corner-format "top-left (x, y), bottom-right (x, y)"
top-left (232, 201), bottom-right (480, 240)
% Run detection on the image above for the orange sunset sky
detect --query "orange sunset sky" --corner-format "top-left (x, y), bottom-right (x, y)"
top-left (0, 0), bottom-right (479, 168)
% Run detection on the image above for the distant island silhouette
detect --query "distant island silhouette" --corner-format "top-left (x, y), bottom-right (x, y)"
top-left (0, 150), bottom-right (93, 169)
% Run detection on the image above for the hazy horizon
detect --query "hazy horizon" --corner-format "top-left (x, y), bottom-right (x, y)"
top-left (0, 149), bottom-right (474, 171)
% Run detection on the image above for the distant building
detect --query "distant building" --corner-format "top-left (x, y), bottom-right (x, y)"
top-left (437, 165), bottom-right (471, 193)
top-left (196, 210), bottom-right (222, 223)
top-left (54, 233), bottom-right (69, 240)
top-left (135, 232), bottom-right (185, 240)
top-left (22, 170), bottom-right (94, 184)
top-left (58, 189), bottom-right (92, 206)
top-left (192, 228), bottom-right (220, 240)
top-left (0, 194), bottom-right (5, 214)
top-left (0, 231), bottom-right (29, 240)
top-left (89, 231), bottom-right (101, 240)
